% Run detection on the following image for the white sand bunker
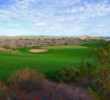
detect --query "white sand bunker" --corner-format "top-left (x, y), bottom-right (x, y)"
top-left (29, 49), bottom-right (48, 53)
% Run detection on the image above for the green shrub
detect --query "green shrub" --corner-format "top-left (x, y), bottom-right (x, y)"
top-left (19, 37), bottom-right (23, 40)
top-left (79, 44), bottom-right (110, 100)
top-left (7, 67), bottom-right (45, 92)
top-left (14, 49), bottom-right (22, 54)
top-left (9, 49), bottom-right (15, 53)
top-left (86, 62), bottom-right (110, 100)
top-left (55, 66), bottom-right (79, 83)
top-left (64, 43), bottom-right (68, 45)
top-left (3, 45), bottom-right (10, 49)
top-left (24, 45), bottom-right (27, 47)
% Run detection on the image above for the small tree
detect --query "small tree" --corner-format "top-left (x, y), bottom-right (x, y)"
top-left (79, 43), bottom-right (110, 100)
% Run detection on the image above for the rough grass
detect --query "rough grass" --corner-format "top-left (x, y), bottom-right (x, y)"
top-left (0, 43), bottom-right (102, 82)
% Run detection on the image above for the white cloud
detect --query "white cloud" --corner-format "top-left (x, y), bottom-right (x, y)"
top-left (35, 23), bottom-right (47, 26)
top-left (50, 23), bottom-right (62, 30)
top-left (88, 19), bottom-right (110, 34)
top-left (0, 0), bottom-right (110, 22)
top-left (0, 0), bottom-right (110, 36)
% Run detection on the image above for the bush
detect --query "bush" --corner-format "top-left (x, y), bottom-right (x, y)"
top-left (0, 82), bottom-right (25, 100)
top-left (24, 45), bottom-right (27, 47)
top-left (9, 49), bottom-right (15, 53)
top-left (55, 66), bottom-right (79, 83)
top-left (64, 43), bottom-right (68, 45)
top-left (86, 62), bottom-right (110, 100)
top-left (17, 44), bottom-right (22, 48)
top-left (59, 41), bottom-right (64, 45)
top-left (7, 67), bottom-right (45, 92)
top-left (79, 44), bottom-right (110, 100)
top-left (19, 37), bottom-right (23, 40)
top-left (14, 49), bottom-right (22, 54)
top-left (3, 45), bottom-right (10, 49)
top-left (50, 43), bottom-right (55, 46)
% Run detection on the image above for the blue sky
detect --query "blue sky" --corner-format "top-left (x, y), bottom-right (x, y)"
top-left (0, 0), bottom-right (110, 36)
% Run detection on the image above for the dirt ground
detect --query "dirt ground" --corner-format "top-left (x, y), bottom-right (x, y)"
top-left (25, 78), bottom-right (92, 100)
top-left (0, 47), bottom-right (7, 51)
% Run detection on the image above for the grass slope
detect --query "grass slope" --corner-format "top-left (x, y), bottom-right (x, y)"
top-left (0, 43), bottom-right (102, 81)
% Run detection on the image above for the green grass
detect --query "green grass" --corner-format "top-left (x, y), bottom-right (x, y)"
top-left (82, 39), bottom-right (100, 43)
top-left (0, 43), bottom-right (102, 81)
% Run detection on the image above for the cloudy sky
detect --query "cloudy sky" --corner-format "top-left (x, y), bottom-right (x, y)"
top-left (0, 0), bottom-right (110, 36)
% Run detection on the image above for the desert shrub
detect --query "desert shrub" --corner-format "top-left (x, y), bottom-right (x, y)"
top-left (76, 59), bottom-right (87, 83)
top-left (14, 49), bottom-right (22, 54)
top-left (40, 43), bottom-right (43, 46)
top-left (68, 42), bottom-right (73, 45)
top-left (47, 41), bottom-right (50, 43)
top-left (29, 42), bottom-right (33, 45)
top-left (53, 41), bottom-right (56, 43)
top-left (78, 38), bottom-right (82, 40)
top-left (7, 67), bottom-right (45, 92)
top-left (38, 38), bottom-right (41, 40)
top-left (86, 62), bottom-right (110, 100)
top-left (62, 37), bottom-right (66, 40)
top-left (59, 41), bottom-right (64, 45)
top-left (98, 38), bottom-right (106, 43)
top-left (64, 43), bottom-right (68, 45)
top-left (55, 66), bottom-right (79, 83)
top-left (17, 44), bottom-right (22, 48)
top-left (19, 37), bottom-right (23, 40)
top-left (0, 82), bottom-right (25, 100)
top-left (8, 49), bottom-right (22, 54)
top-left (38, 40), bottom-right (42, 43)
top-left (9, 49), bottom-right (15, 53)
top-left (50, 43), bottom-right (55, 46)
top-left (79, 44), bottom-right (110, 100)
top-left (24, 45), bottom-right (27, 47)
top-left (25, 38), bottom-right (28, 40)
top-left (3, 45), bottom-right (10, 49)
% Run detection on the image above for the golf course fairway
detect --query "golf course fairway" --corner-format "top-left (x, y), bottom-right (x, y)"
top-left (0, 43), bottom-right (101, 81)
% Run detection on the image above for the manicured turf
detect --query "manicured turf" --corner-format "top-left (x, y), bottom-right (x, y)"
top-left (82, 39), bottom-right (100, 43)
top-left (0, 43), bottom-right (102, 81)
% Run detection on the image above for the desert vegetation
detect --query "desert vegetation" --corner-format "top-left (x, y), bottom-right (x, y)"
top-left (55, 66), bottom-right (79, 83)
top-left (8, 67), bottom-right (45, 92)
top-left (0, 37), bottom-right (110, 100)
top-left (78, 43), bottom-right (110, 100)
top-left (0, 37), bottom-right (86, 48)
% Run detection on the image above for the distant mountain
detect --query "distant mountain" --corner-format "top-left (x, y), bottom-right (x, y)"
top-left (103, 36), bottom-right (110, 39)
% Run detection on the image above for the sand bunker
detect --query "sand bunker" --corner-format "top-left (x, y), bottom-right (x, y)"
top-left (29, 49), bottom-right (48, 53)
